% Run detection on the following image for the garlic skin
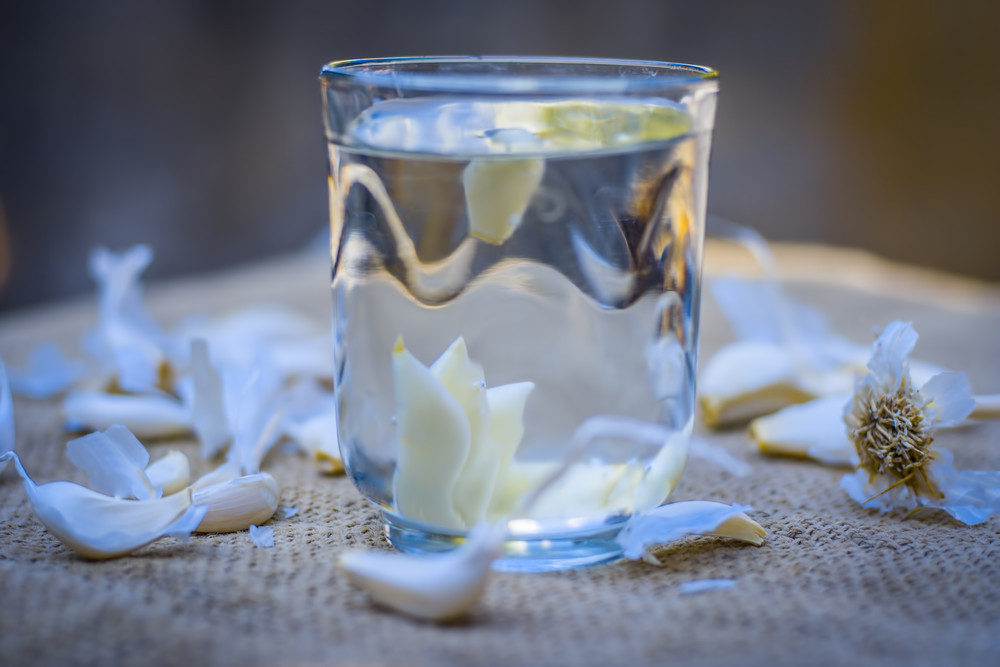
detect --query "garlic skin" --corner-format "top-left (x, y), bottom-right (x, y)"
top-left (337, 522), bottom-right (506, 622)
top-left (66, 424), bottom-right (159, 500)
top-left (0, 451), bottom-right (205, 560)
top-left (616, 500), bottom-right (765, 565)
top-left (192, 471), bottom-right (280, 533)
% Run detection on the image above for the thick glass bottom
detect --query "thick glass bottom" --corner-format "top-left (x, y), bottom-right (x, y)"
top-left (381, 510), bottom-right (626, 573)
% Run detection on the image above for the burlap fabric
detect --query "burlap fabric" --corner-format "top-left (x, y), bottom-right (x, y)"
top-left (1, 243), bottom-right (998, 666)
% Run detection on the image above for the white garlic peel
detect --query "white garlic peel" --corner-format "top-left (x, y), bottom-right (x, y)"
top-left (1, 361), bottom-right (14, 452)
top-left (616, 500), bottom-right (765, 565)
top-left (391, 337), bottom-right (534, 529)
top-left (337, 522), bottom-right (506, 622)
top-left (0, 451), bottom-right (205, 560)
top-left (66, 424), bottom-right (159, 500)
top-left (463, 158), bottom-right (544, 244)
top-left (189, 338), bottom-right (231, 459)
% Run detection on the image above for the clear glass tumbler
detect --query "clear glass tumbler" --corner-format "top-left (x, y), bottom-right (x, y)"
top-left (321, 56), bottom-right (718, 571)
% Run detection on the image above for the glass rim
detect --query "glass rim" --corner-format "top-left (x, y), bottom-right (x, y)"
top-left (320, 55), bottom-right (718, 95)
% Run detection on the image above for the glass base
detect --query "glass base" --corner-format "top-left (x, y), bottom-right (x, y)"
top-left (381, 511), bottom-right (626, 573)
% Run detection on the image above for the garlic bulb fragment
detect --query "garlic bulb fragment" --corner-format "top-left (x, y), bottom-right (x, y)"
top-left (616, 500), bottom-right (765, 565)
top-left (0, 451), bottom-right (205, 560)
top-left (749, 394), bottom-right (856, 466)
top-left (62, 391), bottom-right (190, 438)
top-left (462, 158), bottom-right (544, 244)
top-left (337, 522), bottom-right (506, 622)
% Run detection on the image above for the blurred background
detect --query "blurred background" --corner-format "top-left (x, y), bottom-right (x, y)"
top-left (1, 0), bottom-right (998, 311)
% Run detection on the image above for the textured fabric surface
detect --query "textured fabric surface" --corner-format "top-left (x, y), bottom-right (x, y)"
top-left (1, 244), bottom-right (999, 666)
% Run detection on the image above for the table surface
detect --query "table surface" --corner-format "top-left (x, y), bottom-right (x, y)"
top-left (1, 242), bottom-right (999, 667)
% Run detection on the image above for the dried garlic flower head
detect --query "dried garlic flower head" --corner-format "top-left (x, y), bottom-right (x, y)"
top-left (846, 370), bottom-right (937, 498)
top-left (839, 321), bottom-right (1000, 524)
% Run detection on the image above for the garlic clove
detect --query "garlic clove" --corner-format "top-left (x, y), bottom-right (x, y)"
top-left (391, 338), bottom-right (470, 529)
top-left (192, 471), bottom-right (279, 533)
top-left (431, 337), bottom-right (494, 526)
top-left (616, 500), bottom-right (765, 564)
top-left (749, 394), bottom-right (856, 466)
top-left (484, 381), bottom-right (534, 509)
top-left (338, 522), bottom-right (506, 622)
top-left (462, 158), bottom-right (544, 245)
top-left (66, 424), bottom-right (158, 499)
top-left (62, 391), bottom-right (190, 438)
top-left (145, 450), bottom-right (191, 495)
top-left (699, 341), bottom-right (815, 428)
top-left (0, 451), bottom-right (204, 560)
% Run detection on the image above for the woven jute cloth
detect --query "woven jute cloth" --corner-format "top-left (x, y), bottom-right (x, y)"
top-left (1, 243), bottom-right (999, 666)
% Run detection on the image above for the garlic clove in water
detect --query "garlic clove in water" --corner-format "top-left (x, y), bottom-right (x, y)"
top-left (749, 394), bottom-right (856, 466)
top-left (616, 500), bottom-right (765, 565)
top-left (0, 451), bottom-right (205, 560)
top-left (391, 337), bottom-right (470, 529)
top-left (431, 337), bottom-right (493, 526)
top-left (337, 522), bottom-right (506, 622)
top-left (462, 158), bottom-right (544, 245)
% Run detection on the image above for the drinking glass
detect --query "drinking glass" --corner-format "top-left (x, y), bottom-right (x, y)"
top-left (321, 56), bottom-right (718, 571)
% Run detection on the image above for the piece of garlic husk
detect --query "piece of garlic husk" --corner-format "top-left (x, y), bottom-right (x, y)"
top-left (1, 360), bottom-right (14, 452)
top-left (191, 470), bottom-right (280, 533)
top-left (66, 424), bottom-right (159, 499)
top-left (616, 500), bottom-right (765, 565)
top-left (0, 450), bottom-right (205, 559)
top-left (6, 342), bottom-right (87, 399)
top-left (337, 522), bottom-right (506, 622)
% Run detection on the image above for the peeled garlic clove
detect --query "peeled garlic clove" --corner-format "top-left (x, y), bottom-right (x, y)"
top-left (462, 158), bottom-right (544, 244)
top-left (66, 424), bottom-right (158, 499)
top-left (616, 500), bottom-right (765, 564)
top-left (0, 451), bottom-right (204, 560)
top-left (338, 522), bottom-right (505, 622)
top-left (485, 381), bottom-right (534, 503)
top-left (146, 450), bottom-right (191, 495)
top-left (431, 338), bottom-right (493, 526)
top-left (749, 394), bottom-right (855, 466)
top-left (192, 471), bottom-right (279, 533)
top-left (699, 341), bottom-right (814, 428)
top-left (392, 338), bottom-right (470, 529)
top-left (63, 391), bottom-right (190, 438)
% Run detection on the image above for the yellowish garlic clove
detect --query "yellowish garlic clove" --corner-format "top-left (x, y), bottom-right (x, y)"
top-left (337, 522), bottom-right (506, 622)
top-left (284, 410), bottom-right (343, 474)
top-left (0, 450), bottom-right (204, 560)
top-left (749, 394), bottom-right (855, 466)
top-left (462, 158), bottom-right (544, 244)
top-left (192, 471), bottom-right (279, 533)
